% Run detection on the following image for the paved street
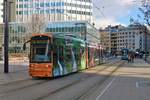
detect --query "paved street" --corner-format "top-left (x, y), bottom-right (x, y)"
top-left (78, 59), bottom-right (150, 100)
top-left (0, 58), bottom-right (150, 100)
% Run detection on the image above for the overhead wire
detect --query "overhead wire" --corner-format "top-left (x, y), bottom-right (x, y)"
top-left (92, 0), bottom-right (108, 20)
top-left (92, 0), bottom-right (112, 27)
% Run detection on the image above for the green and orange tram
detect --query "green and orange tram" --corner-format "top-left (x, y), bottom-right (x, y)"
top-left (24, 33), bottom-right (101, 77)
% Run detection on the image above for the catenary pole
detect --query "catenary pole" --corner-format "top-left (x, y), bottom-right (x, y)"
top-left (3, 0), bottom-right (9, 73)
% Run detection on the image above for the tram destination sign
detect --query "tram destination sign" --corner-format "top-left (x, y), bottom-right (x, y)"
top-left (31, 40), bottom-right (49, 45)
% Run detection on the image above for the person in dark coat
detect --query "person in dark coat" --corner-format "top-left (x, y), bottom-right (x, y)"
top-left (130, 52), bottom-right (135, 63)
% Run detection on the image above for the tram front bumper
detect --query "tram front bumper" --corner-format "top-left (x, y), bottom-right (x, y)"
top-left (29, 63), bottom-right (53, 77)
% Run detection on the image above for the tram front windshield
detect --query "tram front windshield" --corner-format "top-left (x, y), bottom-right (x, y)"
top-left (30, 38), bottom-right (51, 63)
top-left (122, 49), bottom-right (128, 56)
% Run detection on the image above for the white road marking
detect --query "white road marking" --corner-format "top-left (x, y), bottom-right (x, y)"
top-left (136, 82), bottom-right (139, 88)
top-left (95, 76), bottom-right (117, 100)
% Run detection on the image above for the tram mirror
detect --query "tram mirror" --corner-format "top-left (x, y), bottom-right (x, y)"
top-left (23, 40), bottom-right (31, 50)
top-left (23, 43), bottom-right (26, 50)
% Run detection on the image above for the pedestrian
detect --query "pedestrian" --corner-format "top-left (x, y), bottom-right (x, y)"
top-left (131, 52), bottom-right (135, 63)
top-left (128, 53), bottom-right (131, 63)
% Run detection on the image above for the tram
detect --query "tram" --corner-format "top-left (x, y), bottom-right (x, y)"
top-left (121, 48), bottom-right (129, 60)
top-left (23, 33), bottom-right (100, 77)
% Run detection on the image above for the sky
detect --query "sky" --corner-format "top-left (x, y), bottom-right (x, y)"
top-left (93, 0), bottom-right (143, 28)
top-left (0, 0), bottom-right (143, 28)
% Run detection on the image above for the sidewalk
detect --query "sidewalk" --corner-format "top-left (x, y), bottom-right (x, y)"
top-left (99, 58), bottom-right (150, 100)
top-left (147, 56), bottom-right (150, 64)
top-left (102, 56), bottom-right (118, 63)
top-left (125, 58), bottom-right (150, 67)
top-left (0, 59), bottom-right (29, 65)
top-left (0, 61), bottom-right (30, 85)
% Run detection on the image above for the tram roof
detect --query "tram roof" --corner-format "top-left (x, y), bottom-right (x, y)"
top-left (53, 33), bottom-right (85, 43)
top-left (31, 33), bottom-right (53, 38)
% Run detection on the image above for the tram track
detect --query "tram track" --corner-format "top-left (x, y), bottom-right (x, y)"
top-left (74, 61), bottom-right (124, 100)
top-left (34, 60), bottom-right (122, 100)
top-left (0, 59), bottom-right (120, 98)
top-left (0, 79), bottom-right (49, 95)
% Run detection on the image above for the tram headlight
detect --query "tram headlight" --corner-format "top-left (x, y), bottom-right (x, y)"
top-left (46, 65), bottom-right (49, 68)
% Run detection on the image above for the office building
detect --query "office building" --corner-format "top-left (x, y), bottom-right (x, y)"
top-left (16, 0), bottom-right (93, 23)
top-left (100, 24), bottom-right (150, 54)
top-left (0, 21), bottom-right (99, 54)
top-left (0, 0), bottom-right (16, 22)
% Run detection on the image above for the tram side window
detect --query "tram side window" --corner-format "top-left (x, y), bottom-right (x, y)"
top-left (75, 48), bottom-right (80, 60)
top-left (94, 49), bottom-right (99, 61)
top-left (94, 49), bottom-right (99, 65)
top-left (80, 48), bottom-right (85, 55)
top-left (73, 48), bottom-right (77, 60)
top-left (65, 47), bottom-right (72, 62)
top-left (89, 48), bottom-right (94, 60)
top-left (75, 48), bottom-right (81, 66)
top-left (53, 45), bottom-right (58, 66)
top-left (88, 47), bottom-right (90, 58)
top-left (58, 46), bottom-right (64, 62)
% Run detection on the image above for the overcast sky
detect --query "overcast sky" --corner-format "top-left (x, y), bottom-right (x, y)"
top-left (0, 0), bottom-right (143, 28)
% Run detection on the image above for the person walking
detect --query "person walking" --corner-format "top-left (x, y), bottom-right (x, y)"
top-left (128, 53), bottom-right (131, 63)
top-left (131, 52), bottom-right (135, 63)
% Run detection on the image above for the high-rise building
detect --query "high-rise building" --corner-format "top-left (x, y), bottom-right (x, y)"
top-left (16, 0), bottom-right (93, 23)
top-left (0, 0), bottom-right (16, 22)
top-left (0, 1), bottom-right (3, 23)
top-left (8, 0), bottom-right (16, 22)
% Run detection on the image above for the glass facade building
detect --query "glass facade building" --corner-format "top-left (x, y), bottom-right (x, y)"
top-left (0, 21), bottom-right (99, 55)
top-left (16, 0), bottom-right (93, 23)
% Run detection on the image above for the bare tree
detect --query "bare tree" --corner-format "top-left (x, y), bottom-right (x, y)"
top-left (139, 0), bottom-right (150, 26)
top-left (26, 14), bottom-right (47, 35)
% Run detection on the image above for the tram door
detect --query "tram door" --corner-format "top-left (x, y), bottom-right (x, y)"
top-left (53, 45), bottom-right (65, 76)
top-left (58, 46), bottom-right (66, 75)
top-left (65, 46), bottom-right (72, 73)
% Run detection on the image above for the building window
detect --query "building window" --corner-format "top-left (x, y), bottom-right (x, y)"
top-left (19, 4), bottom-right (23, 8)
top-left (129, 32), bottom-right (131, 34)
